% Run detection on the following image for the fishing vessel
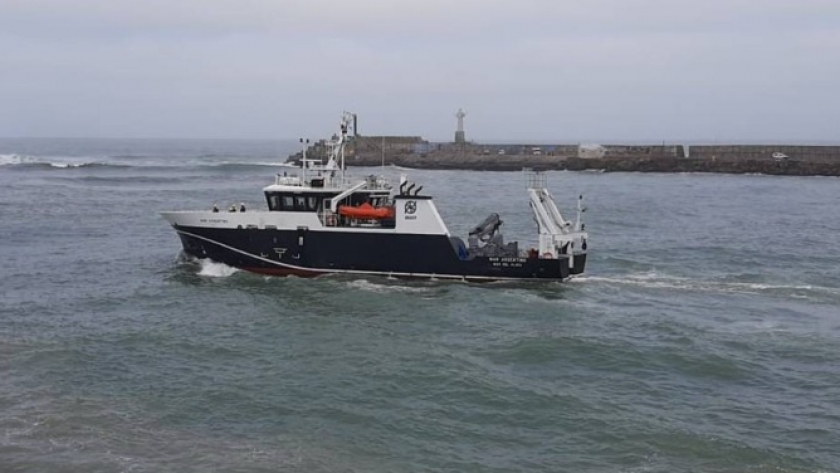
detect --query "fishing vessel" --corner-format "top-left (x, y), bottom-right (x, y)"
top-left (161, 112), bottom-right (589, 281)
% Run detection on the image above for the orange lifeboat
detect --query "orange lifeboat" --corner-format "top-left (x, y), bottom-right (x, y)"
top-left (338, 202), bottom-right (395, 220)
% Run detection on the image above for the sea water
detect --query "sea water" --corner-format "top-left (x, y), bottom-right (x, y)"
top-left (1, 138), bottom-right (839, 472)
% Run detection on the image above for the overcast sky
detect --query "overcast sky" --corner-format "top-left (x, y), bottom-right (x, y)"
top-left (1, 0), bottom-right (838, 142)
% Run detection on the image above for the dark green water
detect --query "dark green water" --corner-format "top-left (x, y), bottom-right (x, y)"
top-left (2, 140), bottom-right (839, 472)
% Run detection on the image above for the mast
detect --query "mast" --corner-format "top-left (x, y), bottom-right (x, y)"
top-left (299, 138), bottom-right (309, 182)
top-left (338, 111), bottom-right (355, 187)
top-left (340, 137), bottom-right (346, 186)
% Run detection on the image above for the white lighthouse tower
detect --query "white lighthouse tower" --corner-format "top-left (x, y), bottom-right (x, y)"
top-left (454, 108), bottom-right (466, 143)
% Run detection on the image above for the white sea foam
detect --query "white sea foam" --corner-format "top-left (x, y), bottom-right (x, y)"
top-left (47, 162), bottom-right (78, 168)
top-left (573, 272), bottom-right (838, 298)
top-left (197, 259), bottom-right (240, 278)
top-left (212, 161), bottom-right (296, 167)
top-left (0, 154), bottom-right (100, 168)
top-left (252, 161), bottom-right (299, 168)
top-left (723, 319), bottom-right (789, 335)
top-left (1, 155), bottom-right (297, 169)
top-left (345, 279), bottom-right (431, 294)
top-left (390, 164), bottom-right (417, 171)
top-left (0, 154), bottom-right (33, 166)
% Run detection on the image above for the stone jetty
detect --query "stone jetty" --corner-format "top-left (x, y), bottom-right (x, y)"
top-left (289, 136), bottom-right (840, 176)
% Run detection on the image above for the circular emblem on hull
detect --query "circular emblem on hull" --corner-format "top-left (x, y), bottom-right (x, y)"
top-left (404, 200), bottom-right (417, 215)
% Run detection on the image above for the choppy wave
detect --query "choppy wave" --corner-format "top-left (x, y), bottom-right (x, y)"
top-left (5, 153), bottom-right (840, 473)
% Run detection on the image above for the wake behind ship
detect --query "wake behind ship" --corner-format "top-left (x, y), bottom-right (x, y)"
top-left (161, 113), bottom-right (589, 282)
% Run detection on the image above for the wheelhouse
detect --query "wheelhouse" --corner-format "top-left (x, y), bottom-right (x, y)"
top-left (264, 188), bottom-right (393, 213)
top-left (265, 190), bottom-right (335, 213)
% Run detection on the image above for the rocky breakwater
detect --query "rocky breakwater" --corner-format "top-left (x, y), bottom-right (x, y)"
top-left (291, 142), bottom-right (840, 176)
top-left (347, 154), bottom-right (840, 176)
top-left (345, 152), bottom-right (565, 171)
top-left (564, 157), bottom-right (840, 176)
top-left (344, 153), bottom-right (840, 176)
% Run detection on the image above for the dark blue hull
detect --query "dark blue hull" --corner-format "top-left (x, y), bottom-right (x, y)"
top-left (173, 225), bottom-right (586, 281)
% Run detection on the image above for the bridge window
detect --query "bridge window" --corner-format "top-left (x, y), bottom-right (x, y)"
top-left (266, 192), bottom-right (329, 212)
top-left (282, 195), bottom-right (294, 210)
